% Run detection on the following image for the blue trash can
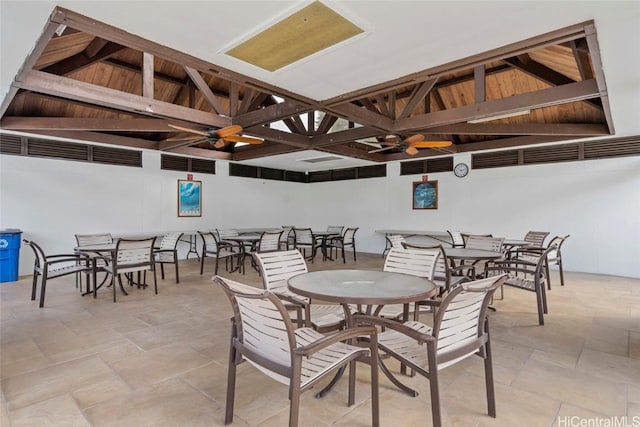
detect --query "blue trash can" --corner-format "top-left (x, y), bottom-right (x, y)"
top-left (0, 229), bottom-right (22, 282)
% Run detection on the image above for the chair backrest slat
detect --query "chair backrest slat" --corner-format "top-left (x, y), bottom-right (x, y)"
top-left (293, 228), bottom-right (314, 245)
top-left (465, 236), bottom-right (504, 252)
top-left (115, 238), bottom-right (155, 267)
top-left (254, 250), bottom-right (308, 293)
top-left (383, 247), bottom-right (438, 279)
top-left (432, 275), bottom-right (505, 367)
top-left (257, 230), bottom-right (283, 252)
top-left (214, 276), bottom-right (295, 384)
top-left (385, 235), bottom-right (406, 249)
top-left (75, 233), bottom-right (113, 247)
top-left (524, 231), bottom-right (550, 248)
top-left (342, 227), bottom-right (358, 244)
top-left (158, 232), bottom-right (183, 250)
top-left (447, 230), bottom-right (465, 248)
top-left (327, 226), bottom-right (344, 235)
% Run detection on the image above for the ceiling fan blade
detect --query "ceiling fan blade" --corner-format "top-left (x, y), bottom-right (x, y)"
top-left (222, 135), bottom-right (264, 144)
top-left (411, 140), bottom-right (453, 148)
top-left (213, 140), bottom-right (226, 149)
top-left (215, 125), bottom-right (243, 138)
top-left (168, 124), bottom-right (209, 137)
top-left (404, 134), bottom-right (425, 144)
top-left (405, 145), bottom-right (420, 155)
top-left (368, 146), bottom-right (396, 154)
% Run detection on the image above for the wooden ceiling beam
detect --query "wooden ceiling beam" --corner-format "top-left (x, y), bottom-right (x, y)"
top-left (231, 142), bottom-right (305, 161)
top-left (233, 99), bottom-right (312, 128)
top-left (311, 126), bottom-right (384, 148)
top-left (394, 79), bottom-right (601, 132)
top-left (316, 144), bottom-right (386, 162)
top-left (455, 135), bottom-right (572, 152)
top-left (15, 70), bottom-right (230, 128)
top-left (142, 53), bottom-right (154, 98)
top-left (49, 7), bottom-right (316, 106)
top-left (17, 129), bottom-right (159, 149)
top-left (183, 66), bottom-right (226, 115)
top-left (316, 113), bottom-right (338, 134)
top-left (167, 146), bottom-right (232, 160)
top-left (0, 117), bottom-right (179, 132)
top-left (397, 78), bottom-right (438, 119)
top-left (585, 23), bottom-right (614, 134)
top-left (324, 103), bottom-right (393, 130)
top-left (40, 41), bottom-right (126, 76)
top-left (243, 126), bottom-right (311, 149)
top-left (416, 122), bottom-right (610, 136)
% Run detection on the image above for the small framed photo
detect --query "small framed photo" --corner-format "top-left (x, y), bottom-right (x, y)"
top-left (412, 180), bottom-right (438, 209)
top-left (178, 180), bottom-right (202, 217)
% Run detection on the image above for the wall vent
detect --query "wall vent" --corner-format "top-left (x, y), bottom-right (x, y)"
top-left (357, 164), bottom-right (386, 178)
top-left (229, 163), bottom-right (385, 183)
top-left (161, 154), bottom-right (215, 174)
top-left (472, 150), bottom-right (519, 169)
top-left (0, 133), bottom-right (142, 167)
top-left (229, 163), bottom-right (258, 178)
top-left (400, 156), bottom-right (454, 175)
top-left (583, 136), bottom-right (640, 159)
top-left (0, 134), bottom-right (23, 155)
top-left (472, 135), bottom-right (640, 170)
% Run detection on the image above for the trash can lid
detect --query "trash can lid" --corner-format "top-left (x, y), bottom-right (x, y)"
top-left (0, 229), bottom-right (22, 234)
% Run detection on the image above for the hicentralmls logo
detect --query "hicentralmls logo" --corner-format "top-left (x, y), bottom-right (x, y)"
top-left (557, 416), bottom-right (640, 427)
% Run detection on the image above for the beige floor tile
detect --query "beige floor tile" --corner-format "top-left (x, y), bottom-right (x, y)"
top-left (108, 343), bottom-right (211, 389)
top-left (1, 254), bottom-right (639, 426)
top-left (512, 358), bottom-right (626, 415)
top-left (2, 356), bottom-right (115, 410)
top-left (8, 394), bottom-right (89, 427)
top-left (83, 378), bottom-right (214, 427)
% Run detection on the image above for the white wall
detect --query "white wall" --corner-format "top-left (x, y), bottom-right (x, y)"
top-left (1, 148), bottom-right (639, 278)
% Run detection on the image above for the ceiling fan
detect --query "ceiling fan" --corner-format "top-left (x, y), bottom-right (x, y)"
top-left (368, 134), bottom-right (452, 155)
top-left (166, 124), bottom-right (263, 149)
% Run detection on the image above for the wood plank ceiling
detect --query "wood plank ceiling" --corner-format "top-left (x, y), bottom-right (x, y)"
top-left (0, 7), bottom-right (612, 163)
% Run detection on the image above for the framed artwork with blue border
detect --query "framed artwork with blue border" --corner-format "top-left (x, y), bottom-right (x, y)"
top-left (412, 180), bottom-right (438, 209)
top-left (178, 180), bottom-right (202, 217)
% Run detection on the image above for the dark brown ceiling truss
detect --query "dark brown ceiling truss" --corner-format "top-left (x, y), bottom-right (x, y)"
top-left (0, 7), bottom-right (613, 164)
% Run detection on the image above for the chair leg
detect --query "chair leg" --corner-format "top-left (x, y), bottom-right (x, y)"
top-left (545, 262), bottom-right (551, 290)
top-left (225, 326), bottom-right (238, 425)
top-left (427, 340), bottom-right (442, 427)
top-left (200, 252), bottom-right (205, 275)
top-left (31, 273), bottom-right (38, 301)
top-left (175, 260), bottom-right (180, 284)
top-left (152, 267), bottom-right (158, 295)
top-left (558, 259), bottom-right (566, 286)
top-left (484, 323), bottom-right (496, 417)
top-left (535, 284), bottom-right (545, 325)
top-left (38, 272), bottom-right (48, 308)
top-left (348, 359), bottom-right (357, 406)
top-left (370, 335), bottom-right (380, 427)
top-left (289, 357), bottom-right (302, 427)
top-left (342, 246), bottom-right (346, 264)
top-left (352, 244), bottom-right (356, 262)
top-left (215, 256), bottom-right (220, 276)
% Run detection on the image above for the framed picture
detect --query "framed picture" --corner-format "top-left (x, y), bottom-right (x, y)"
top-left (178, 180), bottom-right (202, 217)
top-left (412, 180), bottom-right (438, 209)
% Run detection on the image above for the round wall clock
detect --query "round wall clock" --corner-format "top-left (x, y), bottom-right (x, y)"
top-left (454, 162), bottom-right (469, 178)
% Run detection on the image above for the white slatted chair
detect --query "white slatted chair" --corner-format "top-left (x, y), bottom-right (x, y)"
top-left (256, 230), bottom-right (283, 252)
top-left (447, 230), bottom-right (465, 248)
top-left (375, 247), bottom-right (439, 320)
top-left (75, 233), bottom-right (113, 290)
top-left (24, 239), bottom-right (92, 308)
top-left (329, 227), bottom-right (358, 263)
top-left (463, 236), bottom-right (505, 278)
top-left (292, 227), bottom-right (321, 262)
top-left (403, 243), bottom-right (468, 295)
top-left (544, 235), bottom-right (569, 288)
top-left (99, 237), bottom-right (157, 303)
top-left (485, 245), bottom-right (556, 325)
top-left (253, 249), bottom-right (346, 332)
top-left (198, 231), bottom-right (243, 275)
top-left (154, 232), bottom-right (183, 283)
top-left (354, 275), bottom-right (506, 427)
top-left (214, 276), bottom-right (380, 427)
top-left (382, 234), bottom-right (406, 258)
top-left (523, 231), bottom-right (550, 249)
top-left (280, 226), bottom-right (294, 250)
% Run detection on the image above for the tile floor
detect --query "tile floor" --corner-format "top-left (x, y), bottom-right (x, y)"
top-left (1, 252), bottom-right (639, 426)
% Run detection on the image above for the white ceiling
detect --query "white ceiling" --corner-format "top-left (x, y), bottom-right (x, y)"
top-left (1, 1), bottom-right (639, 172)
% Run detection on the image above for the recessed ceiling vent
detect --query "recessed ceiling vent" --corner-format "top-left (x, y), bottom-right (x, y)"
top-left (298, 155), bottom-right (344, 164)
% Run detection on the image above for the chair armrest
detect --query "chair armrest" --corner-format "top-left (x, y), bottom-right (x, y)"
top-left (415, 299), bottom-right (442, 308)
top-left (295, 326), bottom-right (377, 358)
top-left (46, 253), bottom-right (89, 260)
top-left (353, 314), bottom-right (434, 344)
